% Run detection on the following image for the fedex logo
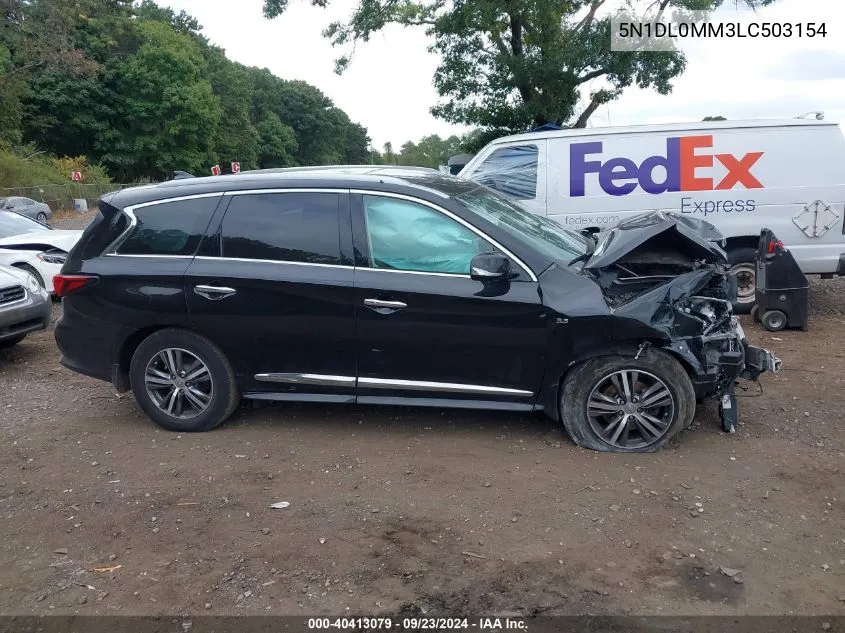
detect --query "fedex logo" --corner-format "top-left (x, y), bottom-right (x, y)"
top-left (569, 135), bottom-right (764, 197)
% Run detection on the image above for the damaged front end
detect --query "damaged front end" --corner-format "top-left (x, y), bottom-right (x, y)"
top-left (583, 212), bottom-right (781, 432)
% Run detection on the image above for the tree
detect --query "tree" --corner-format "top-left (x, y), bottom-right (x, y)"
top-left (256, 112), bottom-right (298, 168)
top-left (101, 20), bottom-right (220, 180)
top-left (396, 134), bottom-right (462, 168)
top-left (383, 142), bottom-right (395, 164)
top-left (264, 0), bottom-right (776, 134)
top-left (703, 115), bottom-right (727, 121)
top-left (4, 0), bottom-right (373, 181)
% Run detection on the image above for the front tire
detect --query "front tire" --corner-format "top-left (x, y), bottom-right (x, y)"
top-left (727, 246), bottom-right (757, 314)
top-left (560, 350), bottom-right (695, 452)
top-left (129, 328), bottom-right (240, 432)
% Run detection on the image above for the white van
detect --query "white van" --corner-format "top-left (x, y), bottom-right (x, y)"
top-left (459, 119), bottom-right (845, 311)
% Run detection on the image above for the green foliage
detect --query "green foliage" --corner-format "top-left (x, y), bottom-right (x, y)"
top-left (703, 115), bottom-right (727, 121)
top-left (1, 0), bottom-right (372, 182)
top-left (264, 0), bottom-right (777, 136)
top-left (102, 20), bottom-right (220, 180)
top-left (0, 148), bottom-right (111, 189)
top-left (256, 113), bottom-right (298, 168)
top-left (396, 134), bottom-right (463, 168)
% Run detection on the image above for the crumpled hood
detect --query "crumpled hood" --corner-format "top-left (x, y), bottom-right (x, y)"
top-left (0, 229), bottom-right (82, 253)
top-left (584, 211), bottom-right (726, 270)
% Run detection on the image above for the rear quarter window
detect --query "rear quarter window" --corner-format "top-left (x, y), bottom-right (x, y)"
top-left (117, 196), bottom-right (221, 256)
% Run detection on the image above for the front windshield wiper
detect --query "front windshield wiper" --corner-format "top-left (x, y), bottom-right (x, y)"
top-left (568, 237), bottom-right (596, 266)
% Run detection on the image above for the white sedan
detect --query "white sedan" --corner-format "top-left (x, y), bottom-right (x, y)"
top-left (0, 211), bottom-right (82, 294)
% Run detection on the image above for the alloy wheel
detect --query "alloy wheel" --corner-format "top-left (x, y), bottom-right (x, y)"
top-left (586, 370), bottom-right (675, 449)
top-left (144, 348), bottom-right (213, 419)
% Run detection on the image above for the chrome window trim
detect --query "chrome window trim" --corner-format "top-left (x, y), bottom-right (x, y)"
top-left (104, 188), bottom-right (538, 281)
top-left (193, 256), bottom-right (353, 270)
top-left (253, 373), bottom-right (533, 397)
top-left (224, 188), bottom-right (350, 196)
top-left (359, 267), bottom-right (470, 280)
top-left (103, 253), bottom-right (195, 259)
top-left (108, 192), bottom-right (225, 255)
top-left (355, 190), bottom-right (538, 282)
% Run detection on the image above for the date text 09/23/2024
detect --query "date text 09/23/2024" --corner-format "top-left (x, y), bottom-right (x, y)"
top-left (307, 617), bottom-right (527, 630)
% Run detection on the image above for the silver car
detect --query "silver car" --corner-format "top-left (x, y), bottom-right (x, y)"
top-left (0, 197), bottom-right (52, 224)
top-left (0, 263), bottom-right (51, 349)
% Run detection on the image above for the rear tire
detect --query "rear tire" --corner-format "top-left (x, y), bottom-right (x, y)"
top-left (36, 212), bottom-right (48, 224)
top-left (0, 334), bottom-right (26, 349)
top-left (560, 350), bottom-right (695, 453)
top-left (727, 246), bottom-right (757, 314)
top-left (129, 328), bottom-right (240, 432)
top-left (749, 305), bottom-right (760, 323)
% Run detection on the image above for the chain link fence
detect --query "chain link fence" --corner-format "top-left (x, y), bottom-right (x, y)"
top-left (0, 182), bottom-right (150, 213)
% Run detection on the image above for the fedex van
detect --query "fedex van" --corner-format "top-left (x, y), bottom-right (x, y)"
top-left (458, 119), bottom-right (845, 311)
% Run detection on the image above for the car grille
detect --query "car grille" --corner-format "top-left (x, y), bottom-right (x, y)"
top-left (0, 285), bottom-right (25, 306)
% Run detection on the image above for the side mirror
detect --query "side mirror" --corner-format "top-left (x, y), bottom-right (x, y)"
top-left (470, 252), bottom-right (511, 282)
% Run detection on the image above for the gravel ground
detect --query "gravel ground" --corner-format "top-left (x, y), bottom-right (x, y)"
top-left (0, 212), bottom-right (842, 616)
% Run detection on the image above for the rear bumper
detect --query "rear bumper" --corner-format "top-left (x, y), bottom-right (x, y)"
top-left (55, 301), bottom-right (132, 383)
top-left (0, 289), bottom-right (51, 341)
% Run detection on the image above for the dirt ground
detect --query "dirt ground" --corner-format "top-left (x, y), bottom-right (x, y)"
top-left (0, 212), bottom-right (843, 617)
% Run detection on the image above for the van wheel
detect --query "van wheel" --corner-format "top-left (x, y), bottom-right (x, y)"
top-left (559, 350), bottom-right (695, 453)
top-left (727, 246), bottom-right (757, 314)
top-left (129, 328), bottom-right (240, 432)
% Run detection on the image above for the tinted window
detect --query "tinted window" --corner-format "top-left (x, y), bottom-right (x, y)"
top-left (363, 195), bottom-right (494, 274)
top-left (222, 193), bottom-right (340, 264)
top-left (471, 145), bottom-right (538, 200)
top-left (117, 196), bottom-right (219, 256)
top-left (0, 210), bottom-right (50, 237)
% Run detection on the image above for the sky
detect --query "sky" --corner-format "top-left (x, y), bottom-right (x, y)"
top-left (161, 0), bottom-right (845, 149)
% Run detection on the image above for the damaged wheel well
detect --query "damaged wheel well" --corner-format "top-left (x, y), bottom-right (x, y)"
top-left (542, 339), bottom-right (694, 421)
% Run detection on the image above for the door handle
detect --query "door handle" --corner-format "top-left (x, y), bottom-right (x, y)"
top-left (364, 298), bottom-right (407, 313)
top-left (194, 284), bottom-right (237, 300)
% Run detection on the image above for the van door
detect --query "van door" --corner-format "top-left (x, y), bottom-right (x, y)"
top-left (463, 141), bottom-right (547, 216)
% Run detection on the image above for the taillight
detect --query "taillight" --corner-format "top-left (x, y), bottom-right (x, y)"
top-left (53, 274), bottom-right (97, 297)
top-left (767, 239), bottom-right (785, 254)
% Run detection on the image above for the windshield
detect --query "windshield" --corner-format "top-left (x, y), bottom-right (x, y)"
top-left (454, 188), bottom-right (592, 264)
top-left (0, 211), bottom-right (50, 238)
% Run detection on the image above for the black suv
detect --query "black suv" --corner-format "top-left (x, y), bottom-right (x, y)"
top-left (54, 167), bottom-right (779, 452)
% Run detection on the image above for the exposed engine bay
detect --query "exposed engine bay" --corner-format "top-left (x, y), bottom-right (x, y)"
top-left (579, 212), bottom-right (781, 431)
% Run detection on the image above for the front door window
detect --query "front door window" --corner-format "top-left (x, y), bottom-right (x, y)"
top-left (362, 195), bottom-right (494, 274)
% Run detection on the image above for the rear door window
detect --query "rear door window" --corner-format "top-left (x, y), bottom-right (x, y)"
top-left (221, 192), bottom-right (341, 265)
top-left (470, 145), bottom-right (539, 200)
top-left (117, 196), bottom-right (221, 256)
